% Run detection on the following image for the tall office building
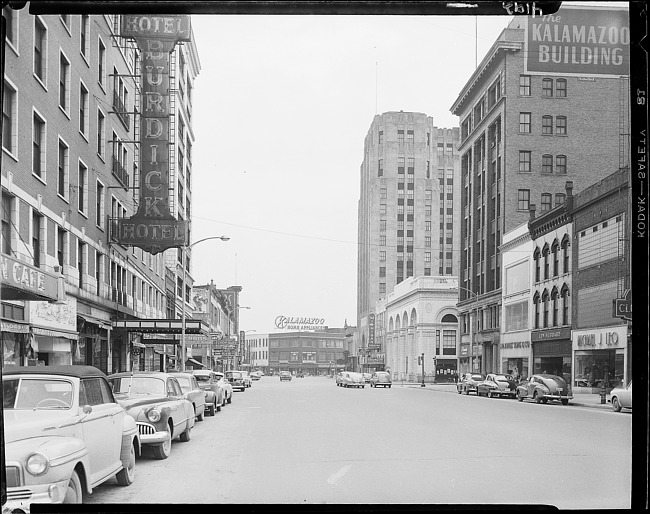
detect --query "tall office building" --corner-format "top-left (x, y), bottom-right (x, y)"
top-left (357, 111), bottom-right (460, 349)
top-left (449, 4), bottom-right (630, 374)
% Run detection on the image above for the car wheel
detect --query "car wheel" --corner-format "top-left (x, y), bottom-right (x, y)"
top-left (487, 390), bottom-right (493, 398)
top-left (208, 402), bottom-right (216, 416)
top-left (457, 387), bottom-right (462, 394)
top-left (152, 430), bottom-right (172, 460)
top-left (517, 391), bottom-right (524, 402)
top-left (227, 394), bottom-right (232, 404)
top-left (216, 400), bottom-right (221, 412)
top-left (388, 385), bottom-right (391, 388)
top-left (561, 399), bottom-right (569, 406)
top-left (63, 470), bottom-right (83, 504)
top-left (197, 408), bottom-right (204, 422)
top-left (179, 424), bottom-right (191, 442)
top-left (115, 442), bottom-right (136, 486)
top-left (534, 391), bottom-right (543, 404)
top-left (612, 396), bottom-right (622, 412)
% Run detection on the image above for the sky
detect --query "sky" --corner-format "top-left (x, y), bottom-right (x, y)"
top-left (186, 11), bottom-right (524, 334)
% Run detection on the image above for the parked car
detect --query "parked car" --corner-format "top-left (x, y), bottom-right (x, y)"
top-left (296, 371), bottom-right (305, 378)
top-left (477, 373), bottom-right (517, 398)
top-left (3, 365), bottom-right (140, 510)
top-left (192, 370), bottom-right (225, 415)
top-left (279, 371), bottom-right (292, 382)
top-left (362, 373), bottom-right (372, 383)
top-left (241, 371), bottom-right (253, 388)
top-left (516, 374), bottom-right (572, 405)
top-left (226, 370), bottom-right (246, 391)
top-left (335, 372), bottom-right (343, 386)
top-left (456, 373), bottom-right (486, 395)
top-left (107, 372), bottom-right (195, 459)
top-left (609, 380), bottom-right (632, 412)
top-left (170, 372), bottom-right (207, 421)
top-left (369, 371), bottom-right (392, 388)
top-left (250, 371), bottom-right (262, 381)
top-left (213, 371), bottom-right (233, 404)
top-left (340, 372), bottom-right (365, 388)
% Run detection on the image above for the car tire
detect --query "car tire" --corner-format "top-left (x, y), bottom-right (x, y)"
top-left (457, 388), bottom-right (462, 394)
top-left (151, 429), bottom-right (172, 460)
top-left (208, 402), bottom-right (216, 416)
top-left (388, 385), bottom-right (391, 388)
top-left (487, 390), bottom-right (493, 398)
top-left (197, 408), bottom-right (204, 422)
top-left (63, 470), bottom-right (83, 504)
top-left (179, 424), bottom-right (191, 442)
top-left (216, 400), bottom-right (221, 412)
top-left (612, 396), bottom-right (622, 412)
top-left (561, 399), bottom-right (569, 406)
top-left (517, 391), bottom-right (524, 402)
top-left (227, 394), bottom-right (232, 404)
top-left (534, 391), bottom-right (543, 404)
top-left (115, 442), bottom-right (136, 486)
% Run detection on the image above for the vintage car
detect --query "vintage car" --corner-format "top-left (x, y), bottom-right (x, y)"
top-left (456, 373), bottom-right (486, 395)
top-left (369, 371), bottom-right (392, 388)
top-left (250, 371), bottom-right (262, 381)
top-left (3, 365), bottom-right (140, 510)
top-left (241, 371), bottom-right (253, 388)
top-left (516, 374), bottom-right (573, 405)
top-left (226, 370), bottom-right (247, 391)
top-left (214, 371), bottom-right (233, 403)
top-left (192, 370), bottom-right (226, 415)
top-left (609, 380), bottom-right (632, 412)
top-left (477, 373), bottom-right (517, 398)
top-left (279, 371), bottom-right (292, 382)
top-left (339, 372), bottom-right (365, 388)
top-left (107, 372), bottom-right (195, 459)
top-left (170, 372), bottom-right (207, 421)
top-left (362, 373), bottom-right (372, 383)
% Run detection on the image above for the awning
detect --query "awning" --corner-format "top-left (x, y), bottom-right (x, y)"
top-left (32, 327), bottom-right (78, 340)
top-left (111, 318), bottom-right (210, 335)
top-left (186, 358), bottom-right (206, 368)
top-left (77, 314), bottom-right (112, 330)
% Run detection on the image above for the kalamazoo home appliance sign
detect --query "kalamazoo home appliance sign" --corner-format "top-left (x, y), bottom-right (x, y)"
top-left (115, 15), bottom-right (191, 254)
top-left (275, 316), bottom-right (326, 331)
top-left (525, 6), bottom-right (630, 77)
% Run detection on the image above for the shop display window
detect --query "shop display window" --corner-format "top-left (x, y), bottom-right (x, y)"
top-left (574, 349), bottom-right (624, 389)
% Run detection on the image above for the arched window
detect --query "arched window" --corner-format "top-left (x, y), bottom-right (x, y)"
top-left (533, 291), bottom-right (541, 329)
top-left (533, 247), bottom-right (541, 283)
top-left (542, 244), bottom-right (550, 280)
top-left (389, 317), bottom-right (394, 332)
top-left (551, 239), bottom-right (560, 277)
top-left (395, 315), bottom-right (401, 331)
top-left (410, 308), bottom-right (417, 326)
top-left (561, 235), bottom-right (570, 274)
top-left (561, 284), bottom-right (570, 325)
top-left (441, 314), bottom-right (458, 323)
top-left (402, 311), bottom-right (408, 327)
top-left (551, 286), bottom-right (559, 326)
top-left (542, 289), bottom-right (549, 328)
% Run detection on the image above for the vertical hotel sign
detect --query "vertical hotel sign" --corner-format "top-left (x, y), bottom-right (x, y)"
top-left (525, 6), bottom-right (630, 77)
top-left (116, 15), bottom-right (191, 254)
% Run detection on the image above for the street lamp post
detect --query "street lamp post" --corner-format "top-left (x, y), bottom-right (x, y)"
top-left (457, 285), bottom-right (479, 374)
top-left (180, 236), bottom-right (230, 372)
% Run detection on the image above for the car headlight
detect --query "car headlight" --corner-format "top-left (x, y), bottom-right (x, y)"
top-left (26, 452), bottom-right (49, 476)
top-left (147, 408), bottom-right (161, 422)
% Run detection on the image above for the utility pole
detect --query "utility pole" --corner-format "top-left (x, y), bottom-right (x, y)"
top-left (420, 353), bottom-right (425, 387)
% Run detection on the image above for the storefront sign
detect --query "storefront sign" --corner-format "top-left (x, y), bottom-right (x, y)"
top-left (1, 254), bottom-right (63, 302)
top-left (274, 316), bottom-right (326, 331)
top-left (612, 289), bottom-right (632, 321)
top-left (499, 341), bottom-right (531, 350)
top-left (368, 313), bottom-right (375, 347)
top-left (28, 297), bottom-right (77, 333)
top-left (531, 326), bottom-right (571, 342)
top-left (573, 326), bottom-right (626, 350)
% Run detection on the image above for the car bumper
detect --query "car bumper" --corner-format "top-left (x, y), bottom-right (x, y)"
top-left (5, 478), bottom-right (69, 512)
top-left (543, 394), bottom-right (573, 401)
top-left (136, 423), bottom-right (171, 445)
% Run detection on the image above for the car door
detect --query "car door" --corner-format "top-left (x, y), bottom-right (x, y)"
top-left (620, 382), bottom-right (632, 408)
top-left (170, 377), bottom-right (194, 431)
top-left (79, 377), bottom-right (123, 485)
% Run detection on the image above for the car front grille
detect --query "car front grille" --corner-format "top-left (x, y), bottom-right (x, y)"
top-left (5, 466), bottom-right (21, 487)
top-left (7, 488), bottom-right (31, 500)
top-left (137, 422), bottom-right (156, 436)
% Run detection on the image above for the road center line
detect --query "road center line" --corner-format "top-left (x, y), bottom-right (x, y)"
top-left (327, 465), bottom-right (351, 485)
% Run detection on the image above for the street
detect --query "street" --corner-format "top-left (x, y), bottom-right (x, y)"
top-left (86, 376), bottom-right (632, 508)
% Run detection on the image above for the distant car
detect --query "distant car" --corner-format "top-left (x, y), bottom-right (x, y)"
top-left (241, 371), bottom-right (253, 388)
top-left (370, 371), bottom-right (392, 388)
top-left (516, 374), bottom-right (572, 405)
top-left (335, 372), bottom-right (343, 386)
top-left (362, 373), bottom-right (372, 383)
top-left (477, 373), bottom-right (517, 398)
top-left (213, 372), bottom-right (233, 404)
top-left (609, 380), bottom-right (632, 412)
top-left (225, 370), bottom-right (246, 392)
top-left (250, 371), bottom-right (262, 381)
top-left (107, 372), bottom-right (196, 459)
top-left (457, 373), bottom-right (486, 395)
top-left (192, 370), bottom-right (225, 415)
top-left (170, 372), bottom-right (207, 421)
top-left (296, 371), bottom-right (304, 378)
top-left (279, 371), bottom-right (292, 382)
top-left (340, 372), bottom-right (365, 388)
top-left (3, 366), bottom-right (140, 510)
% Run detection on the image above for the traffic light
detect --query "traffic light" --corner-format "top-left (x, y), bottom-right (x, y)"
top-left (418, 356), bottom-right (422, 365)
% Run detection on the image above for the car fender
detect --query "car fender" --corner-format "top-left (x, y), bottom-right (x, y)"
top-left (121, 415), bottom-right (141, 461)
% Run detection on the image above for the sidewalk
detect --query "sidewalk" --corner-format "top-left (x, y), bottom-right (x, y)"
top-left (396, 381), bottom-right (614, 410)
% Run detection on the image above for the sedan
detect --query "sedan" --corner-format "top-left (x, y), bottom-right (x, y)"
top-left (369, 371), bottom-right (392, 388)
top-left (213, 371), bottom-right (233, 404)
top-left (250, 371), bottom-right (262, 381)
top-left (226, 370), bottom-right (246, 391)
top-left (3, 365), bottom-right (139, 510)
top-left (516, 374), bottom-right (573, 405)
top-left (477, 373), bottom-right (517, 398)
top-left (108, 372), bottom-right (196, 459)
top-left (279, 371), bottom-right (292, 382)
top-left (457, 373), bottom-right (486, 395)
top-left (170, 372), bottom-right (207, 421)
top-left (609, 380), bottom-right (632, 412)
top-left (339, 372), bottom-right (365, 388)
top-left (192, 370), bottom-right (225, 415)
top-left (241, 371), bottom-right (253, 388)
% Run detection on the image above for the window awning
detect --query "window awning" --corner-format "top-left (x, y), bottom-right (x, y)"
top-left (112, 318), bottom-right (210, 335)
top-left (186, 358), bottom-right (206, 368)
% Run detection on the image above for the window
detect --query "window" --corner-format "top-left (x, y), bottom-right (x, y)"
top-left (78, 161), bottom-right (88, 214)
top-left (541, 193), bottom-right (552, 212)
top-left (542, 115), bottom-right (553, 134)
top-left (2, 81), bottom-right (16, 154)
top-left (80, 15), bottom-right (89, 58)
top-left (79, 82), bottom-right (89, 135)
top-left (96, 181), bottom-right (104, 228)
top-left (34, 17), bottom-right (47, 82)
top-left (519, 75), bottom-right (531, 96)
top-left (556, 79), bottom-right (567, 97)
top-left (379, 204), bottom-right (386, 216)
top-left (398, 157), bottom-right (404, 174)
top-left (425, 221), bottom-right (431, 232)
top-left (552, 240), bottom-right (559, 277)
top-left (378, 130), bottom-right (383, 144)
top-left (380, 235), bottom-right (386, 246)
top-left (561, 285), bottom-right (570, 325)
top-left (407, 129), bottom-right (414, 143)
top-left (1, 194), bottom-right (12, 255)
top-left (556, 116), bottom-right (567, 134)
top-left (57, 226), bottom-right (66, 267)
top-left (97, 109), bottom-right (105, 158)
top-left (78, 240), bottom-right (85, 288)
top-left (519, 113), bottom-right (531, 133)
top-left (98, 38), bottom-right (106, 87)
top-left (542, 245), bottom-right (550, 279)
top-left (3, 6), bottom-right (17, 48)
top-left (517, 189), bottom-right (530, 211)
top-left (442, 330), bottom-right (456, 355)
top-left (33, 113), bottom-right (45, 178)
top-left (542, 154), bottom-right (553, 174)
top-left (555, 193), bottom-right (566, 207)
top-left (562, 237), bottom-right (570, 273)
top-left (380, 220), bottom-right (386, 232)
top-left (556, 155), bottom-right (567, 174)
top-left (425, 252), bottom-right (431, 262)
top-left (505, 301), bottom-right (528, 332)
top-left (57, 140), bottom-right (68, 198)
top-left (59, 52), bottom-right (70, 111)
top-left (398, 130), bottom-right (404, 143)
top-left (425, 236), bottom-right (431, 248)
top-left (425, 189), bottom-right (432, 201)
top-left (379, 251), bottom-right (386, 261)
top-left (380, 188), bottom-right (386, 199)
top-left (378, 159), bottom-right (383, 177)
top-left (407, 157), bottom-right (414, 174)
top-left (542, 78), bottom-right (553, 97)
top-left (533, 292), bottom-right (540, 329)
top-left (425, 205), bottom-right (431, 216)
top-left (519, 151), bottom-right (531, 173)
top-left (32, 211), bottom-right (42, 267)
top-left (488, 79), bottom-right (501, 109)
top-left (542, 290), bottom-right (549, 328)
top-left (379, 266), bottom-right (386, 278)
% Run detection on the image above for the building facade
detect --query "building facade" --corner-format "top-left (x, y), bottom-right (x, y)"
top-left (246, 333), bottom-right (269, 374)
top-left (450, 4), bottom-right (630, 375)
top-left (357, 111), bottom-right (461, 367)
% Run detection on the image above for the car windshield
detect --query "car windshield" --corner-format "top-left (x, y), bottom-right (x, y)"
top-left (110, 376), bottom-right (165, 396)
top-left (175, 376), bottom-right (192, 390)
top-left (494, 375), bottom-right (510, 382)
top-left (228, 372), bottom-right (242, 379)
top-left (471, 374), bottom-right (484, 381)
top-left (3, 377), bottom-right (73, 410)
top-left (214, 373), bottom-right (224, 380)
top-left (195, 374), bottom-right (210, 383)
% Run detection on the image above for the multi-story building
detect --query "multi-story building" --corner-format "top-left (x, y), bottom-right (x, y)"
top-left (450, 4), bottom-right (630, 374)
top-left (357, 111), bottom-right (461, 366)
top-left (1, 10), bottom-right (201, 373)
top-left (247, 333), bottom-right (270, 374)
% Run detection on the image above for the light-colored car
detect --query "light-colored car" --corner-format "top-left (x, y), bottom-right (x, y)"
top-left (362, 373), bottom-right (372, 383)
top-left (250, 371), bottom-right (262, 381)
top-left (214, 371), bottom-right (233, 404)
top-left (609, 380), bottom-right (632, 412)
top-left (477, 373), bottom-right (517, 398)
top-left (192, 370), bottom-right (225, 414)
top-left (516, 374), bottom-right (573, 405)
top-left (3, 365), bottom-right (140, 510)
top-left (339, 372), bottom-right (365, 388)
top-left (456, 373), bottom-right (486, 395)
top-left (241, 371), bottom-right (253, 388)
top-left (170, 372), bottom-right (207, 421)
top-left (370, 371), bottom-right (392, 388)
top-left (279, 371), bottom-right (292, 381)
top-left (108, 372), bottom-right (196, 459)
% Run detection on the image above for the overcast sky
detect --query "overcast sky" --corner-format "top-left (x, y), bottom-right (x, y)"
top-left (186, 12), bottom-right (521, 334)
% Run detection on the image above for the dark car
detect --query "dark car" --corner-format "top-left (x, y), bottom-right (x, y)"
top-left (225, 370), bottom-right (246, 391)
top-left (457, 373), bottom-right (486, 395)
top-left (516, 374), bottom-right (573, 405)
top-left (191, 370), bottom-right (225, 415)
top-left (369, 371), bottom-right (392, 388)
top-left (279, 371), bottom-right (292, 381)
top-left (477, 373), bottom-right (517, 398)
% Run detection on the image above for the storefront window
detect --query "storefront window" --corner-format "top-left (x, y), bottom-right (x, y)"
top-left (533, 355), bottom-right (571, 384)
top-left (502, 358), bottom-right (528, 381)
top-left (574, 350), bottom-right (624, 389)
top-left (2, 333), bottom-right (23, 367)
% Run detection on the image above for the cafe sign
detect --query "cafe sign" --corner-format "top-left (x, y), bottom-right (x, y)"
top-left (1, 254), bottom-right (64, 302)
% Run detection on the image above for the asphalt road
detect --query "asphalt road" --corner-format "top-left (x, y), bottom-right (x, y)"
top-left (85, 376), bottom-right (632, 508)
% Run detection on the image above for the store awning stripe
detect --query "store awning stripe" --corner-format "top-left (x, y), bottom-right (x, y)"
top-left (32, 327), bottom-right (78, 340)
